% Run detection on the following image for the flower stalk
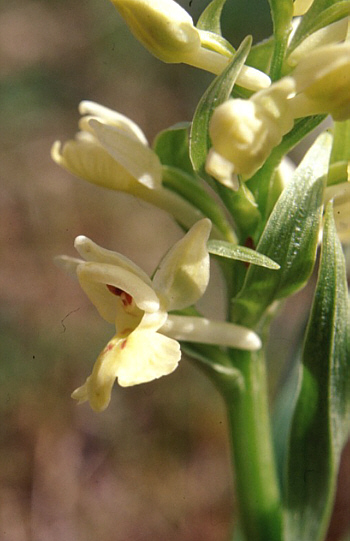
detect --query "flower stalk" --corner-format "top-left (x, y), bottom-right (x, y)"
top-left (224, 349), bottom-right (283, 541)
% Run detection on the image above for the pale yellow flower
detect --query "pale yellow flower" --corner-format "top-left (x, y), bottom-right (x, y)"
top-left (290, 42), bottom-right (350, 121)
top-left (52, 101), bottom-right (204, 230)
top-left (206, 42), bottom-right (350, 185)
top-left (57, 219), bottom-right (261, 411)
top-left (109, 0), bottom-right (270, 90)
top-left (288, 18), bottom-right (349, 67)
top-left (206, 79), bottom-right (295, 182)
top-left (52, 100), bottom-right (162, 190)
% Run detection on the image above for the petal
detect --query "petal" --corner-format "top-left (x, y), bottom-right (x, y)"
top-left (116, 328), bottom-right (181, 387)
top-left (293, 43), bottom-right (350, 94)
top-left (89, 119), bottom-right (162, 189)
top-left (291, 43), bottom-right (350, 120)
top-left (162, 315), bottom-right (262, 351)
top-left (74, 235), bottom-right (153, 286)
top-left (51, 137), bottom-right (137, 192)
top-left (76, 262), bottom-right (160, 323)
top-left (72, 335), bottom-right (125, 411)
top-left (71, 380), bottom-right (89, 405)
top-left (287, 19), bottom-right (348, 67)
top-left (205, 148), bottom-right (238, 190)
top-left (54, 255), bottom-right (83, 277)
top-left (79, 101), bottom-right (148, 144)
top-left (153, 218), bottom-right (211, 310)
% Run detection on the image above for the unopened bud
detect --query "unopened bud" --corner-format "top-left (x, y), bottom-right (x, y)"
top-left (110, 0), bottom-right (201, 63)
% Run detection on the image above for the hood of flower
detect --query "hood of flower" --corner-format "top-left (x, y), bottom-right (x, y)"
top-left (52, 101), bottom-right (163, 191)
top-left (208, 79), bottom-right (295, 179)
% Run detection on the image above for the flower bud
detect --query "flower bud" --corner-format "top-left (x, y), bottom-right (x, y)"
top-left (110, 0), bottom-right (201, 63)
top-left (291, 43), bottom-right (350, 121)
top-left (287, 19), bottom-right (349, 67)
top-left (109, 0), bottom-right (270, 91)
top-left (207, 79), bottom-right (295, 180)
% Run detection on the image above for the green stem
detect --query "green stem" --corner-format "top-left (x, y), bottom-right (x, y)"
top-left (222, 348), bottom-right (283, 541)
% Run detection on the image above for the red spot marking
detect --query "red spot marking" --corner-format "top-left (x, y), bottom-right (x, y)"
top-left (103, 343), bottom-right (114, 355)
top-left (245, 236), bottom-right (255, 250)
top-left (121, 339), bottom-right (127, 350)
top-left (243, 237), bottom-right (255, 268)
top-left (106, 284), bottom-right (133, 306)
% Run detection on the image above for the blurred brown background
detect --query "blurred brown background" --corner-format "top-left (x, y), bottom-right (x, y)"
top-left (0, 0), bottom-right (349, 540)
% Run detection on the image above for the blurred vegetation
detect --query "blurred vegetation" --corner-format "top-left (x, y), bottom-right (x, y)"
top-left (0, 0), bottom-right (348, 539)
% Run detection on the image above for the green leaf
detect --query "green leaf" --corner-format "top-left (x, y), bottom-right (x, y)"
top-left (153, 122), bottom-right (194, 175)
top-left (189, 35), bottom-right (252, 183)
top-left (207, 240), bottom-right (280, 269)
top-left (288, 0), bottom-right (350, 55)
top-left (196, 0), bottom-right (227, 34)
top-left (284, 202), bottom-right (350, 541)
top-left (232, 132), bottom-right (332, 328)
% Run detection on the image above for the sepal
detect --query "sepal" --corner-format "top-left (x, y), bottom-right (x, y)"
top-left (153, 219), bottom-right (211, 310)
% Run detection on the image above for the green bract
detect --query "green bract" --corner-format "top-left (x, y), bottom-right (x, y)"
top-left (231, 132), bottom-right (332, 327)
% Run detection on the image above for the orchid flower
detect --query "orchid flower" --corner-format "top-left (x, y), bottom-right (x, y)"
top-left (289, 42), bottom-right (350, 121)
top-left (109, 0), bottom-right (270, 91)
top-left (206, 41), bottom-right (350, 184)
top-left (56, 219), bottom-right (261, 411)
top-left (287, 18), bottom-right (349, 67)
top-left (51, 101), bottom-right (204, 230)
top-left (206, 78), bottom-right (296, 183)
